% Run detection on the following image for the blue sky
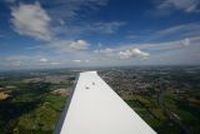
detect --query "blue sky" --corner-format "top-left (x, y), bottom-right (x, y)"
top-left (0, 0), bottom-right (200, 70)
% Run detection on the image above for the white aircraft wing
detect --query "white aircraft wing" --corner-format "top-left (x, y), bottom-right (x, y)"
top-left (54, 71), bottom-right (157, 134)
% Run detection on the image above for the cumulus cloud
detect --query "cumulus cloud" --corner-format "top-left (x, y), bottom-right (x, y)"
top-left (11, 2), bottom-right (52, 41)
top-left (49, 39), bottom-right (90, 52)
top-left (69, 40), bottom-right (90, 50)
top-left (158, 0), bottom-right (200, 13)
top-left (118, 48), bottom-right (150, 59)
top-left (39, 58), bottom-right (48, 63)
top-left (181, 38), bottom-right (190, 46)
top-left (94, 47), bottom-right (150, 60)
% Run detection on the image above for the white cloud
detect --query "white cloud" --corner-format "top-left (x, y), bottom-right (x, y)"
top-left (73, 59), bottom-right (81, 63)
top-left (39, 58), bottom-right (48, 63)
top-left (11, 2), bottom-right (52, 41)
top-left (1, 36), bottom-right (200, 69)
top-left (94, 47), bottom-right (151, 60)
top-left (8, 0), bottom-right (113, 41)
top-left (158, 0), bottom-right (200, 13)
top-left (181, 38), bottom-right (190, 46)
top-left (94, 47), bottom-right (150, 60)
top-left (72, 59), bottom-right (90, 63)
top-left (118, 48), bottom-right (150, 59)
top-left (69, 40), bottom-right (90, 50)
top-left (49, 39), bottom-right (90, 52)
top-left (39, 58), bottom-right (62, 65)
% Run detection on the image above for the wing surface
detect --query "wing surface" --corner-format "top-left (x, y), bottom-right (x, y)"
top-left (56, 71), bottom-right (157, 134)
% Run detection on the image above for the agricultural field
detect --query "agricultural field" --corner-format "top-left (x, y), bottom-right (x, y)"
top-left (0, 69), bottom-right (76, 134)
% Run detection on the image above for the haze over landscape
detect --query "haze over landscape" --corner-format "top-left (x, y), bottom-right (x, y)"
top-left (0, 0), bottom-right (200, 70)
